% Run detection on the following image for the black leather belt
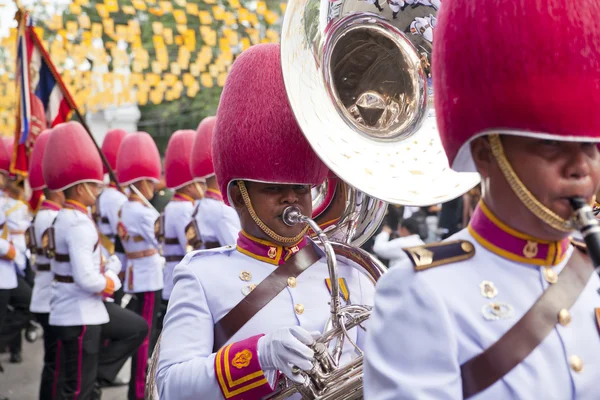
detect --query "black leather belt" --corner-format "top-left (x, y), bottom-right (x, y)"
top-left (54, 274), bottom-right (74, 283)
top-left (54, 253), bottom-right (70, 262)
top-left (164, 255), bottom-right (184, 263)
top-left (36, 264), bottom-right (51, 272)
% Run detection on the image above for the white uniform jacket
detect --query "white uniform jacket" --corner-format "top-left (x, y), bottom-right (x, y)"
top-left (3, 198), bottom-right (30, 273)
top-left (161, 197), bottom-right (195, 300)
top-left (119, 200), bottom-right (163, 293)
top-left (0, 210), bottom-right (23, 290)
top-left (29, 201), bottom-right (61, 313)
top-left (364, 201), bottom-right (600, 400)
top-left (194, 190), bottom-right (240, 248)
top-left (97, 185), bottom-right (128, 270)
top-left (156, 233), bottom-right (375, 400)
top-left (49, 202), bottom-right (109, 326)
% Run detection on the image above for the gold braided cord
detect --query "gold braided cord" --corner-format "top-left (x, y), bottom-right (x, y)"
top-left (488, 134), bottom-right (573, 232)
top-left (237, 180), bottom-right (309, 244)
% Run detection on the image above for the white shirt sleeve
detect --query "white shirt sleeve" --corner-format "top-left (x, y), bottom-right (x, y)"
top-left (66, 220), bottom-right (107, 294)
top-left (363, 265), bottom-right (462, 399)
top-left (156, 262), bottom-right (222, 399)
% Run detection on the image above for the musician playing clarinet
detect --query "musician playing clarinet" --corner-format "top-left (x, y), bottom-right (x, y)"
top-left (155, 43), bottom-right (374, 400)
top-left (364, 1), bottom-right (600, 399)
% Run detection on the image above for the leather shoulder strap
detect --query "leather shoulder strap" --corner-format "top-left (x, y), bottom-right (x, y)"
top-left (212, 243), bottom-right (321, 351)
top-left (461, 248), bottom-right (594, 398)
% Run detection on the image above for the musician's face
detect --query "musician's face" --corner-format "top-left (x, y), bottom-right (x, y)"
top-left (473, 135), bottom-right (600, 239)
top-left (231, 181), bottom-right (312, 245)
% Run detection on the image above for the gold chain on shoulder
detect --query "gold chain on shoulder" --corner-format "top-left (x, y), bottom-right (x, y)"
top-left (237, 180), bottom-right (308, 244)
top-left (489, 134), bottom-right (572, 232)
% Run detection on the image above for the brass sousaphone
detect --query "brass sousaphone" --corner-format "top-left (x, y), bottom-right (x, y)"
top-left (269, 0), bottom-right (480, 398)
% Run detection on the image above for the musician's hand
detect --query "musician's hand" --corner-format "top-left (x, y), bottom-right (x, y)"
top-left (257, 326), bottom-right (320, 383)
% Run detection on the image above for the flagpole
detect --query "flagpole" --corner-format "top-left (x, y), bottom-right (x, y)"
top-left (26, 20), bottom-right (159, 213)
top-left (27, 26), bottom-right (123, 192)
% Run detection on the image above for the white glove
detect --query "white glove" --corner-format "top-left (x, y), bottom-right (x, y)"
top-left (257, 326), bottom-right (320, 383)
top-left (104, 270), bottom-right (122, 293)
top-left (159, 256), bottom-right (166, 268)
top-left (105, 255), bottom-right (122, 275)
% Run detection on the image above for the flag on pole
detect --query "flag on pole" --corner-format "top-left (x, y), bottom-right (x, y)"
top-left (12, 10), bottom-right (76, 177)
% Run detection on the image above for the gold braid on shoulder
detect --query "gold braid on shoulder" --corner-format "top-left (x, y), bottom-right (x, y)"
top-left (488, 134), bottom-right (573, 232)
top-left (237, 180), bottom-right (309, 244)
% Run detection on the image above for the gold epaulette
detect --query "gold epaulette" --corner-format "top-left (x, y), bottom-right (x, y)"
top-left (403, 240), bottom-right (475, 272)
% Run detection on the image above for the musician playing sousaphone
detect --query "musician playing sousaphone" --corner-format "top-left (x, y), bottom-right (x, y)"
top-left (364, 1), bottom-right (600, 399)
top-left (155, 43), bottom-right (374, 399)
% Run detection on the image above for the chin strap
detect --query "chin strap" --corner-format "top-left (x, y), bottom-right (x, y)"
top-left (82, 183), bottom-right (98, 202)
top-left (237, 180), bottom-right (308, 245)
top-left (193, 181), bottom-right (205, 199)
top-left (488, 134), bottom-right (573, 232)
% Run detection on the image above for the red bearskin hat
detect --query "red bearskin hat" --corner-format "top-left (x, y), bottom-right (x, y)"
top-left (42, 122), bottom-right (104, 191)
top-left (116, 131), bottom-right (161, 186)
top-left (101, 128), bottom-right (128, 174)
top-left (435, 0), bottom-right (600, 172)
top-left (190, 116), bottom-right (216, 180)
top-left (164, 129), bottom-right (198, 189)
top-left (28, 130), bottom-right (52, 190)
top-left (212, 43), bottom-right (329, 205)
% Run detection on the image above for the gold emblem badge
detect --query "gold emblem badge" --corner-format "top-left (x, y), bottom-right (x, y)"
top-left (479, 281), bottom-right (498, 299)
top-left (523, 241), bottom-right (539, 258)
top-left (482, 302), bottom-right (514, 321)
top-left (290, 246), bottom-right (299, 254)
top-left (267, 247), bottom-right (277, 259)
top-left (231, 349), bottom-right (253, 369)
top-left (239, 271), bottom-right (252, 282)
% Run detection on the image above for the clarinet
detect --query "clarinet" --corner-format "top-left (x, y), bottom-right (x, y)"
top-left (569, 197), bottom-right (600, 267)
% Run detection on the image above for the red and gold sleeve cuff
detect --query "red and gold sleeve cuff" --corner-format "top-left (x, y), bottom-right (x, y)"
top-left (214, 334), bottom-right (273, 399)
top-left (1, 244), bottom-right (16, 261)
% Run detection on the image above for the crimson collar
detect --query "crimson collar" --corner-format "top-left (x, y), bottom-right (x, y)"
top-left (40, 200), bottom-right (62, 212)
top-left (205, 188), bottom-right (223, 202)
top-left (236, 230), bottom-right (307, 265)
top-left (172, 192), bottom-right (195, 203)
top-left (64, 199), bottom-right (89, 216)
top-left (468, 201), bottom-right (570, 266)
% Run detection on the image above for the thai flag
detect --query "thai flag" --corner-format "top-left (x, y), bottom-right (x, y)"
top-left (13, 12), bottom-right (74, 177)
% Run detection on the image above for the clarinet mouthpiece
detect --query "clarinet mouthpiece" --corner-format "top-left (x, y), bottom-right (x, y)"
top-left (569, 197), bottom-right (587, 211)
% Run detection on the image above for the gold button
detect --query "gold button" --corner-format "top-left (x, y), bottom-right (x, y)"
top-left (558, 309), bottom-right (571, 326)
top-left (239, 271), bottom-right (252, 282)
top-left (543, 268), bottom-right (558, 284)
top-left (287, 277), bottom-right (297, 288)
top-left (569, 355), bottom-right (583, 372)
top-left (294, 304), bottom-right (304, 315)
top-left (461, 242), bottom-right (474, 252)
